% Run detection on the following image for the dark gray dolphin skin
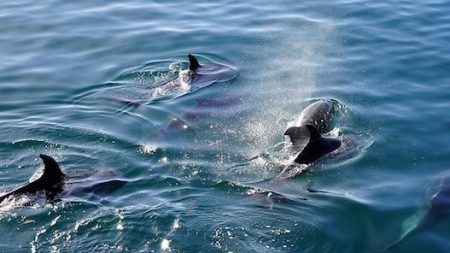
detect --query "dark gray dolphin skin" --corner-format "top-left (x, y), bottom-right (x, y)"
top-left (274, 125), bottom-right (342, 182)
top-left (0, 155), bottom-right (126, 205)
top-left (188, 54), bottom-right (200, 71)
top-left (284, 99), bottom-right (338, 150)
top-left (385, 172), bottom-right (450, 251)
top-left (274, 100), bottom-right (342, 181)
top-left (288, 125), bottom-right (341, 165)
top-left (297, 99), bottom-right (337, 134)
top-left (284, 125), bottom-right (342, 164)
top-left (0, 154), bottom-right (65, 204)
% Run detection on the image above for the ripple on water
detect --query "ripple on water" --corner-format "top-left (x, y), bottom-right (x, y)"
top-left (1, 0), bottom-right (450, 252)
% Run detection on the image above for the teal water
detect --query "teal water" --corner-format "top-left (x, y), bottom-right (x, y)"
top-left (1, 0), bottom-right (450, 252)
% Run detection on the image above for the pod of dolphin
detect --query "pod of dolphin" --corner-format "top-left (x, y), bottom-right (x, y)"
top-left (1, 54), bottom-right (447, 251)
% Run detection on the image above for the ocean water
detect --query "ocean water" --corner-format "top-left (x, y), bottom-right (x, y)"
top-left (1, 0), bottom-right (450, 252)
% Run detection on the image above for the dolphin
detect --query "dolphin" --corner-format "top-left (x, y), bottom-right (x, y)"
top-left (0, 155), bottom-right (65, 203)
top-left (0, 154), bottom-right (126, 205)
top-left (109, 54), bottom-right (237, 106)
top-left (385, 171), bottom-right (450, 251)
top-left (274, 100), bottom-right (343, 181)
top-left (274, 125), bottom-right (342, 181)
top-left (152, 54), bottom-right (237, 97)
top-left (290, 125), bottom-right (342, 165)
top-left (283, 99), bottom-right (339, 151)
top-left (284, 99), bottom-right (337, 151)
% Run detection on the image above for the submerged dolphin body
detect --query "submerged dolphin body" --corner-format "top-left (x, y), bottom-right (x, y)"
top-left (385, 172), bottom-right (450, 251)
top-left (0, 155), bottom-right (125, 205)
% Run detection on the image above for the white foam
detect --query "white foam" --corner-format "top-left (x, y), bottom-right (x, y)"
top-left (140, 144), bottom-right (158, 154)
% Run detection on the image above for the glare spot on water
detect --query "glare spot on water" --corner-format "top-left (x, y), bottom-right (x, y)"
top-left (161, 238), bottom-right (171, 251)
top-left (171, 218), bottom-right (181, 231)
top-left (0, 195), bottom-right (41, 213)
top-left (115, 209), bottom-right (125, 230)
top-left (160, 157), bottom-right (169, 164)
top-left (29, 168), bottom-right (43, 182)
top-left (329, 127), bottom-right (340, 136)
top-left (140, 144), bottom-right (157, 154)
top-left (245, 188), bottom-right (257, 195)
top-left (30, 228), bottom-right (46, 253)
top-left (50, 216), bottom-right (60, 226)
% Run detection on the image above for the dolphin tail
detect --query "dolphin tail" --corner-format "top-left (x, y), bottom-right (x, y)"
top-left (188, 54), bottom-right (200, 71)
top-left (39, 154), bottom-right (65, 179)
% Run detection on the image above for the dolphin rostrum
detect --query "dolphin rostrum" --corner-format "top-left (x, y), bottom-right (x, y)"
top-left (0, 154), bottom-right (65, 203)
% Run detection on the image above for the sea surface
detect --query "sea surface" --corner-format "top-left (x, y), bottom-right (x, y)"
top-left (1, 0), bottom-right (450, 252)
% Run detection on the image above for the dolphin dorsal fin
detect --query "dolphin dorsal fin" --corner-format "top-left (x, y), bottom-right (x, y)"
top-left (39, 154), bottom-right (65, 179)
top-left (188, 54), bottom-right (200, 71)
top-left (305, 125), bottom-right (321, 139)
top-left (284, 126), bottom-right (301, 140)
top-left (284, 126), bottom-right (308, 145)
